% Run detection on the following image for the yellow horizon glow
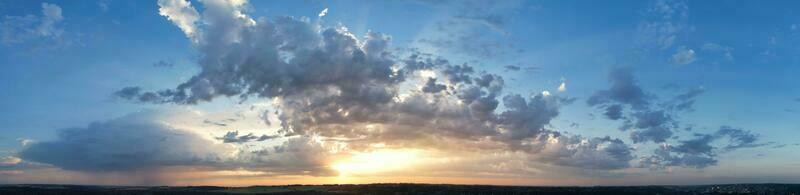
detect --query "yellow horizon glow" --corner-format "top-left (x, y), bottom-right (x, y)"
top-left (332, 149), bottom-right (420, 177)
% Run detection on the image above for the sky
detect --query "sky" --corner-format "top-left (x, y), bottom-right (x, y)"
top-left (0, 0), bottom-right (799, 186)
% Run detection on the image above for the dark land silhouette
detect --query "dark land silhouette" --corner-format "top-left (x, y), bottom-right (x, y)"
top-left (1, 183), bottom-right (799, 194)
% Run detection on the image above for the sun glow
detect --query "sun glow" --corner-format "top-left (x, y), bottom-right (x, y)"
top-left (332, 149), bottom-right (419, 177)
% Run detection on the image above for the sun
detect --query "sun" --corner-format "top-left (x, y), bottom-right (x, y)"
top-left (332, 149), bottom-right (419, 177)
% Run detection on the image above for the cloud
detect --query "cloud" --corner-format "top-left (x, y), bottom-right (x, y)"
top-left (318, 8), bottom-right (328, 18)
top-left (0, 156), bottom-right (21, 166)
top-left (17, 110), bottom-right (341, 176)
top-left (587, 67), bottom-right (650, 110)
top-left (557, 82), bottom-right (566, 92)
top-left (110, 0), bottom-right (638, 173)
top-left (604, 104), bottom-right (623, 120)
top-left (715, 126), bottom-right (767, 151)
top-left (1, 3), bottom-right (71, 48)
top-left (639, 126), bottom-right (768, 169)
top-left (535, 134), bottom-right (633, 170)
top-left (701, 43), bottom-right (734, 61)
top-left (17, 138), bottom-right (35, 146)
top-left (668, 87), bottom-right (705, 112)
top-left (629, 110), bottom-right (675, 143)
top-left (18, 111), bottom-right (232, 172)
top-left (636, 0), bottom-right (689, 50)
top-left (216, 131), bottom-right (278, 143)
top-left (503, 65), bottom-right (521, 71)
top-left (421, 78), bottom-right (447, 93)
top-left (113, 87), bottom-right (165, 103)
top-left (503, 64), bottom-right (539, 73)
top-left (157, 0), bottom-right (201, 40)
top-left (413, 0), bottom-right (525, 59)
top-left (153, 60), bottom-right (174, 67)
top-left (588, 68), bottom-right (703, 143)
top-left (239, 136), bottom-right (336, 176)
top-left (670, 47), bottom-right (696, 65)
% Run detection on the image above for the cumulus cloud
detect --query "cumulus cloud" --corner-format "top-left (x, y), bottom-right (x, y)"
top-left (534, 134), bottom-right (633, 170)
top-left (421, 78), bottom-right (447, 93)
top-left (111, 0), bottom-right (636, 172)
top-left (157, 0), bottom-right (201, 40)
top-left (628, 110), bottom-right (676, 143)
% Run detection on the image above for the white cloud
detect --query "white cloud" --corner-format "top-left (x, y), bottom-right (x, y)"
top-left (637, 0), bottom-right (689, 50)
top-left (17, 138), bottom-right (34, 146)
top-left (558, 82), bottom-right (566, 92)
top-left (1, 156), bottom-right (21, 166)
top-left (1, 3), bottom-right (65, 46)
top-left (318, 8), bottom-right (328, 17)
top-left (38, 3), bottom-right (63, 37)
top-left (157, 0), bottom-right (200, 40)
top-left (702, 43), bottom-right (734, 61)
top-left (670, 47), bottom-right (696, 65)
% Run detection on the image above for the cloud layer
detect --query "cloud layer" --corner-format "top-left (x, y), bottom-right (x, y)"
top-left (107, 0), bottom-right (637, 174)
top-left (8, 0), bottom-right (774, 182)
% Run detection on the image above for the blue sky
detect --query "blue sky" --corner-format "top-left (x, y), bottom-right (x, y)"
top-left (0, 0), bottom-right (799, 186)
